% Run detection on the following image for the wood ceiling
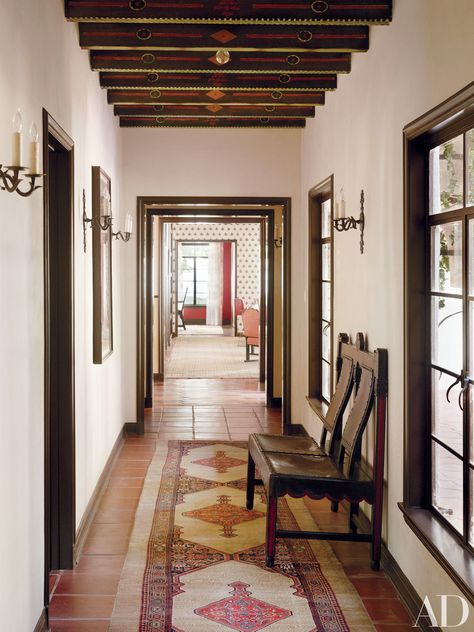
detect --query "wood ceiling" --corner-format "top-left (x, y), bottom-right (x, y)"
top-left (65, 1), bottom-right (392, 129)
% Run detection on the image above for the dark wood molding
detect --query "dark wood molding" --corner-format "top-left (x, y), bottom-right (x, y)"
top-left (33, 608), bottom-right (48, 632)
top-left (136, 197), bottom-right (292, 434)
top-left (74, 425), bottom-right (126, 562)
top-left (43, 109), bottom-right (76, 608)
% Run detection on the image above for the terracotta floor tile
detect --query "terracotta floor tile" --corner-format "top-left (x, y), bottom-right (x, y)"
top-left (88, 523), bottom-right (133, 539)
top-left (119, 447), bottom-right (155, 460)
top-left (93, 508), bottom-right (136, 524)
top-left (49, 595), bottom-right (115, 619)
top-left (363, 598), bottom-right (413, 624)
top-left (375, 625), bottom-right (417, 632)
top-left (82, 536), bottom-right (130, 555)
top-left (98, 496), bottom-right (139, 512)
top-left (50, 621), bottom-right (110, 632)
top-left (104, 487), bottom-right (142, 500)
top-left (107, 476), bottom-right (144, 489)
top-left (72, 555), bottom-right (125, 575)
top-left (351, 577), bottom-right (399, 599)
top-left (54, 572), bottom-right (119, 595)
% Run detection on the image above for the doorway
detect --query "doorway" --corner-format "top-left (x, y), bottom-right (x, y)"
top-left (43, 110), bottom-right (75, 609)
top-left (137, 198), bottom-right (292, 434)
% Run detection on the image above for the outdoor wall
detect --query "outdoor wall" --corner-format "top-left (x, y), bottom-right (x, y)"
top-left (296, 0), bottom-right (474, 625)
top-left (0, 1), bottom-right (127, 630)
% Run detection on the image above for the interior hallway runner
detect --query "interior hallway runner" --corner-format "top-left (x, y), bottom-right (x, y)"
top-left (109, 441), bottom-right (374, 631)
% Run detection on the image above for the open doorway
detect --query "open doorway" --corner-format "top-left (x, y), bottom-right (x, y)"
top-left (137, 198), bottom-right (292, 433)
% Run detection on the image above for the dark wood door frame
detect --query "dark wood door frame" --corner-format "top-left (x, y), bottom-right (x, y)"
top-left (43, 109), bottom-right (75, 610)
top-left (155, 215), bottom-right (269, 394)
top-left (136, 197), bottom-right (291, 434)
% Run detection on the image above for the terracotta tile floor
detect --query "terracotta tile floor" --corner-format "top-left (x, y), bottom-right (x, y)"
top-left (49, 378), bottom-right (414, 631)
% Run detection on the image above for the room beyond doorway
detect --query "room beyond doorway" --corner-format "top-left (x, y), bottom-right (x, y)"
top-left (136, 197), bottom-right (292, 434)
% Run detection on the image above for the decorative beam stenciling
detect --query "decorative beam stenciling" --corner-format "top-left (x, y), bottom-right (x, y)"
top-left (90, 50), bottom-right (352, 74)
top-left (107, 87), bottom-right (326, 105)
top-left (114, 103), bottom-right (316, 117)
top-left (119, 116), bottom-right (306, 128)
top-left (99, 70), bottom-right (337, 91)
top-left (66, 0), bottom-right (392, 25)
top-left (79, 23), bottom-right (369, 52)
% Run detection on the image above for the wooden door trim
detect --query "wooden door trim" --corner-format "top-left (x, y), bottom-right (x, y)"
top-left (136, 197), bottom-right (292, 434)
top-left (43, 109), bottom-right (75, 609)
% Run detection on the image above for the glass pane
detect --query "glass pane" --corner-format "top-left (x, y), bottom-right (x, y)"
top-left (321, 199), bottom-right (331, 239)
top-left (470, 385), bottom-right (474, 465)
top-left (195, 257), bottom-right (208, 270)
top-left (469, 220), bottom-right (474, 296)
top-left (469, 468), bottom-right (474, 547)
top-left (431, 222), bottom-right (462, 294)
top-left (470, 301), bottom-right (474, 376)
top-left (322, 322), bottom-right (331, 362)
top-left (429, 134), bottom-right (464, 214)
top-left (322, 243), bottom-right (331, 281)
top-left (322, 360), bottom-right (330, 401)
top-left (431, 296), bottom-right (463, 372)
top-left (431, 369), bottom-right (463, 456)
top-left (322, 281), bottom-right (331, 321)
top-left (467, 128), bottom-right (474, 207)
top-left (195, 295), bottom-right (207, 306)
top-left (432, 442), bottom-right (463, 534)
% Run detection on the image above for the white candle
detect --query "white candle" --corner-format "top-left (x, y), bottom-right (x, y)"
top-left (29, 122), bottom-right (39, 174)
top-left (126, 212), bottom-right (133, 234)
top-left (334, 192), bottom-right (340, 219)
top-left (340, 191), bottom-right (346, 218)
top-left (12, 109), bottom-right (23, 167)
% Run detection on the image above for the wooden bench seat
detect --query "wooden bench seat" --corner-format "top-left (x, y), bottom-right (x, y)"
top-left (246, 333), bottom-right (388, 570)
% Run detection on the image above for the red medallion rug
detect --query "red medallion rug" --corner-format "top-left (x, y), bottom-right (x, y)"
top-left (109, 441), bottom-right (374, 632)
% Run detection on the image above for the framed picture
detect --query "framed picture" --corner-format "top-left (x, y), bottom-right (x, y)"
top-left (92, 166), bottom-right (113, 364)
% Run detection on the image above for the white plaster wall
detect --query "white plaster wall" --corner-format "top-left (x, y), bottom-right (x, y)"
top-left (0, 2), bottom-right (126, 629)
top-left (121, 127), bottom-right (301, 421)
top-left (297, 0), bottom-right (474, 625)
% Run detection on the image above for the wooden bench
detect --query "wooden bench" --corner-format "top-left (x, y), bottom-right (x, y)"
top-left (246, 333), bottom-right (388, 570)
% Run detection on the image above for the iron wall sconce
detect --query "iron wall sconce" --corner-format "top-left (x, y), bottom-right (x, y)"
top-left (82, 188), bottom-right (112, 253)
top-left (274, 225), bottom-right (283, 248)
top-left (0, 111), bottom-right (44, 197)
top-left (333, 189), bottom-right (365, 254)
top-left (112, 212), bottom-right (133, 243)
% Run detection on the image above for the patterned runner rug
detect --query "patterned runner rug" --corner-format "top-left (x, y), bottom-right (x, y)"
top-left (109, 441), bottom-right (374, 632)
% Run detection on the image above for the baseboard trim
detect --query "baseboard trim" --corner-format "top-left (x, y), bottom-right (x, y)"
top-left (286, 423), bottom-right (308, 436)
top-left (33, 608), bottom-right (47, 632)
top-left (73, 424), bottom-right (126, 563)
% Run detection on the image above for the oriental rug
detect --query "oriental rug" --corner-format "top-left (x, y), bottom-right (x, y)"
top-left (109, 441), bottom-right (374, 632)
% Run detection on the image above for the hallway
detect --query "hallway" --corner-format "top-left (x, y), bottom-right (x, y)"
top-left (47, 379), bottom-right (413, 631)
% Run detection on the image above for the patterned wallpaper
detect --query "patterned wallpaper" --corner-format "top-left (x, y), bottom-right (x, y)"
top-left (171, 222), bottom-right (261, 331)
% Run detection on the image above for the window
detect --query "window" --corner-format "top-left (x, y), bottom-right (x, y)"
top-left (403, 83), bottom-right (474, 597)
top-left (428, 127), bottom-right (474, 544)
top-left (178, 243), bottom-right (209, 306)
top-left (308, 177), bottom-right (334, 406)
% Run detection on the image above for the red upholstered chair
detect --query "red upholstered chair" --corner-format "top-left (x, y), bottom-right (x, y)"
top-left (242, 308), bottom-right (259, 361)
top-left (234, 297), bottom-right (245, 316)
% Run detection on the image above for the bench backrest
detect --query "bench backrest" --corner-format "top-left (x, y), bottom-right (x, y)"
top-left (336, 334), bottom-right (388, 479)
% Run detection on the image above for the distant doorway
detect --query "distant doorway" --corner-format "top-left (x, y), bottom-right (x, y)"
top-left (43, 110), bottom-right (75, 609)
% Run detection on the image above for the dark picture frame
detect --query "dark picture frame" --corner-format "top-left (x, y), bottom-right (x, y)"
top-left (92, 166), bottom-right (113, 364)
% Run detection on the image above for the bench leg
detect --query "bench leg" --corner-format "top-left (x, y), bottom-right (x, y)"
top-left (371, 501), bottom-right (382, 571)
top-left (265, 494), bottom-right (277, 567)
top-left (349, 502), bottom-right (359, 534)
top-left (246, 453), bottom-right (256, 510)
top-left (331, 501), bottom-right (339, 512)
top-left (246, 343), bottom-right (250, 362)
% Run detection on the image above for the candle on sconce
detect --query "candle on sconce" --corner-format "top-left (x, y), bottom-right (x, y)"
top-left (12, 109), bottom-right (23, 167)
top-left (125, 212), bottom-right (133, 234)
top-left (29, 122), bottom-right (39, 174)
top-left (334, 192), bottom-right (340, 219)
top-left (339, 189), bottom-right (346, 218)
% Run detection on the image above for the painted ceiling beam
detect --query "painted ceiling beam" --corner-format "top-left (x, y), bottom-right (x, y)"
top-left (66, 0), bottom-right (392, 25)
top-left (119, 115), bottom-right (306, 128)
top-left (99, 70), bottom-right (337, 90)
top-left (79, 22), bottom-right (369, 52)
top-left (113, 103), bottom-right (316, 117)
top-left (90, 49), bottom-right (351, 74)
top-left (107, 87), bottom-right (326, 105)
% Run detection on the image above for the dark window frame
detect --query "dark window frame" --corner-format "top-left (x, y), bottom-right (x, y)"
top-left (179, 242), bottom-right (209, 307)
top-left (401, 81), bottom-right (474, 603)
top-left (307, 176), bottom-right (334, 409)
